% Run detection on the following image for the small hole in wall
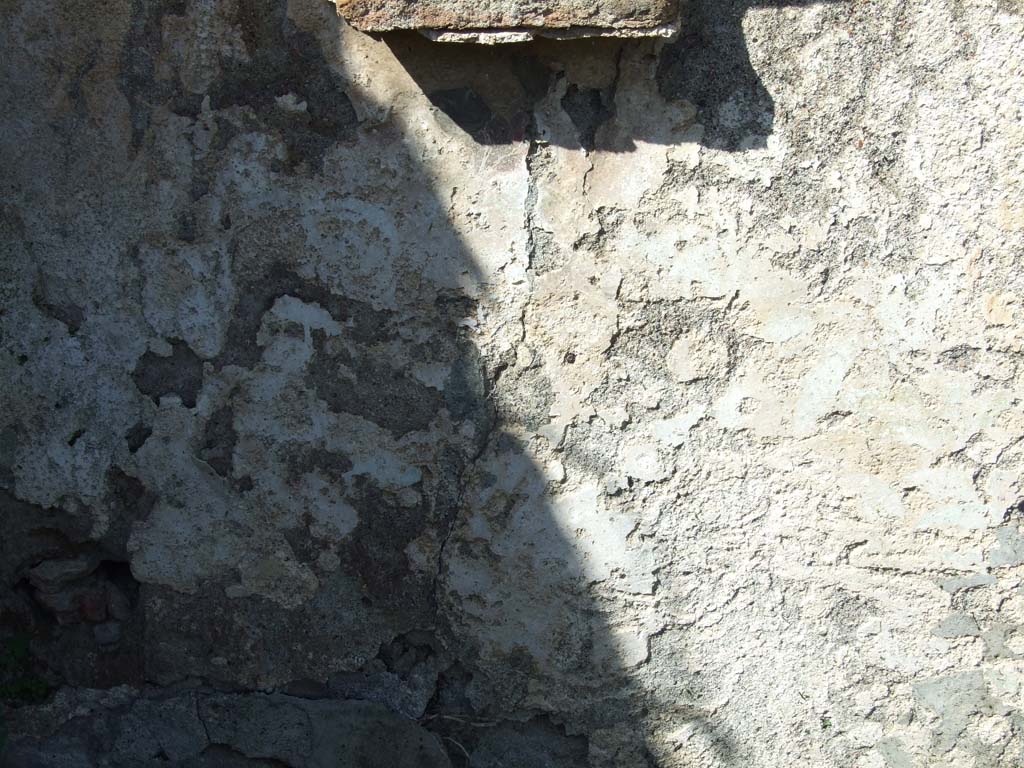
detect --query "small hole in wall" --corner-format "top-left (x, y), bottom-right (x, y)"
top-left (563, 352), bottom-right (576, 364)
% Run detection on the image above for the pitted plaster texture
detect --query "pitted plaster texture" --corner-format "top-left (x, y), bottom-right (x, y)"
top-left (1, 0), bottom-right (1023, 766)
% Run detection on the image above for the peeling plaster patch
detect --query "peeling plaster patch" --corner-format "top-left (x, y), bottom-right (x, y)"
top-left (619, 441), bottom-right (669, 484)
top-left (914, 672), bottom-right (1000, 753)
top-left (301, 471), bottom-right (359, 540)
top-left (413, 362), bottom-right (451, 390)
top-left (931, 613), bottom-right (981, 639)
top-left (652, 407), bottom-right (707, 447)
top-left (270, 294), bottom-right (344, 338)
top-left (666, 331), bottom-right (728, 382)
top-left (139, 243), bottom-right (233, 359)
top-left (548, 482), bottom-right (655, 591)
top-left (131, 341), bottom-right (206, 408)
top-left (989, 526), bottom-right (1024, 568)
top-left (227, 549), bottom-right (320, 609)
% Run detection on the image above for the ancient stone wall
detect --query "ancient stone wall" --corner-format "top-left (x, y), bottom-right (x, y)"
top-left (1, 0), bottom-right (1023, 766)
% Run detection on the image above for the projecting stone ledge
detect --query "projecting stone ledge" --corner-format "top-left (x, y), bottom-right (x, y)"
top-left (334, 0), bottom-right (679, 42)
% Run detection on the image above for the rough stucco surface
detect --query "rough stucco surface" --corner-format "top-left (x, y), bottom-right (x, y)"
top-left (1, 0), bottom-right (1023, 766)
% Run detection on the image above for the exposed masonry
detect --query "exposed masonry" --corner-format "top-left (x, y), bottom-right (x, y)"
top-left (2, 0), bottom-right (1024, 766)
top-left (334, 0), bottom-right (680, 41)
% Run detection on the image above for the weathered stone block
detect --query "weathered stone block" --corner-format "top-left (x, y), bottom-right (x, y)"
top-left (334, 0), bottom-right (679, 39)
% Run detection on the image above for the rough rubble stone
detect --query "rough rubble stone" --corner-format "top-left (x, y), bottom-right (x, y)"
top-left (335, 0), bottom-right (678, 33)
top-left (2, 689), bottom-right (452, 767)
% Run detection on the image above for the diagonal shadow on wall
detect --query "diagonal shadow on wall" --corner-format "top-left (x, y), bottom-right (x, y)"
top-left (1, 0), bottom-right (831, 766)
